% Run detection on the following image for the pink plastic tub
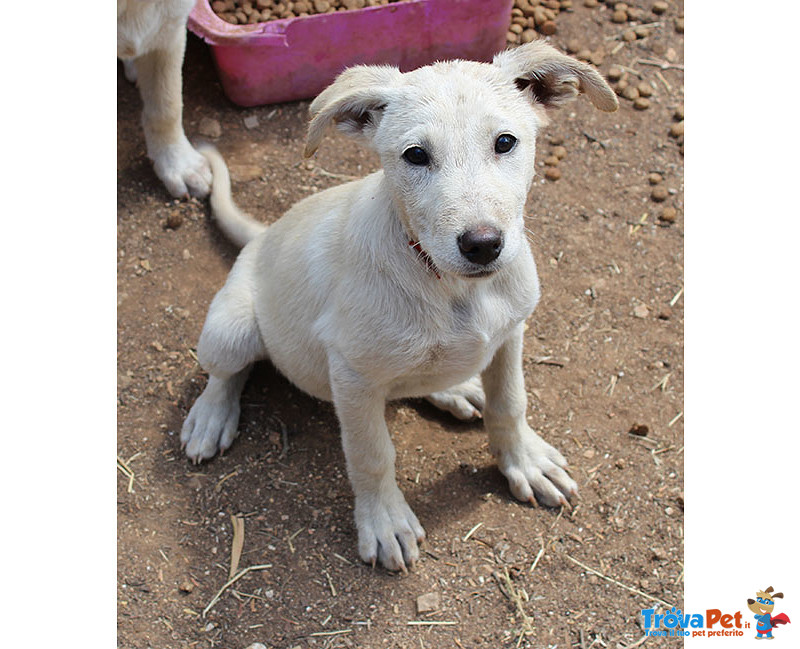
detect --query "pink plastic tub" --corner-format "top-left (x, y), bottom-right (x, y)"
top-left (188, 0), bottom-right (513, 106)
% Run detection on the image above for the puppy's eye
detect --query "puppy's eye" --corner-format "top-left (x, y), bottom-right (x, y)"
top-left (495, 133), bottom-right (517, 154)
top-left (402, 146), bottom-right (429, 166)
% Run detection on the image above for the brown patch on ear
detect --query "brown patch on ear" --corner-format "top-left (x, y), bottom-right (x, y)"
top-left (495, 40), bottom-right (618, 113)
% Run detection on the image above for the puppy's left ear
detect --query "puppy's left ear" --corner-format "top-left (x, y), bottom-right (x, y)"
top-left (494, 41), bottom-right (618, 112)
top-left (304, 65), bottom-right (401, 158)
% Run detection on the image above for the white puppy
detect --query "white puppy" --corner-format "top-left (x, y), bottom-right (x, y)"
top-left (181, 41), bottom-right (617, 571)
top-left (118, 0), bottom-right (212, 198)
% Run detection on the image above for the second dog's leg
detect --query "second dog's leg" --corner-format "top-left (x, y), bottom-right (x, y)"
top-left (482, 324), bottom-right (578, 507)
top-left (330, 355), bottom-right (426, 571)
top-left (134, 25), bottom-right (212, 199)
top-left (181, 248), bottom-right (265, 462)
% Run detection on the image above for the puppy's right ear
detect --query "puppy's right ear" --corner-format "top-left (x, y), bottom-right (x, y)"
top-left (304, 65), bottom-right (401, 158)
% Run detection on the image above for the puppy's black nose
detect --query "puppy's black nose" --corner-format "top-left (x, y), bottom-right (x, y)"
top-left (458, 226), bottom-right (503, 265)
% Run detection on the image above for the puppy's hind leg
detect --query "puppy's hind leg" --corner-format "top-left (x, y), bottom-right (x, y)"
top-left (182, 247), bottom-right (265, 462)
top-left (426, 376), bottom-right (485, 420)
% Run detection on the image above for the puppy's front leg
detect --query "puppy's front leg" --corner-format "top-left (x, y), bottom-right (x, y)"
top-left (134, 25), bottom-right (211, 199)
top-left (482, 324), bottom-right (578, 507)
top-left (329, 355), bottom-right (425, 572)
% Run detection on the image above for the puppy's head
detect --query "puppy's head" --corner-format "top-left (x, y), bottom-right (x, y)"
top-left (305, 41), bottom-right (617, 279)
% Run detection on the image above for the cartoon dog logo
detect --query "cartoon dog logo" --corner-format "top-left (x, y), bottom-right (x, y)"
top-left (747, 587), bottom-right (791, 639)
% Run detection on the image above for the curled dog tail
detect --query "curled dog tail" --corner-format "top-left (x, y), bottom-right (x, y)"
top-left (198, 144), bottom-right (267, 248)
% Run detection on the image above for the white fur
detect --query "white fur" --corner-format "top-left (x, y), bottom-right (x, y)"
top-left (182, 41), bottom-right (617, 571)
top-left (118, 0), bottom-right (212, 198)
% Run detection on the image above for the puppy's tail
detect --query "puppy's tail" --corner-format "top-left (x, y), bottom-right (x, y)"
top-left (198, 144), bottom-right (268, 248)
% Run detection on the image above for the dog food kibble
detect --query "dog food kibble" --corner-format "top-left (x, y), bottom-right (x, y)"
top-left (633, 97), bottom-right (650, 110)
top-left (637, 82), bottom-right (653, 98)
top-left (621, 85), bottom-right (639, 101)
top-left (650, 186), bottom-right (669, 202)
top-left (669, 121), bottom-right (684, 138)
top-left (607, 65), bottom-right (624, 82)
top-left (611, 9), bottom-right (628, 23)
top-left (652, 1), bottom-right (668, 15)
top-left (648, 172), bottom-right (663, 185)
top-left (552, 145), bottom-right (567, 160)
top-left (674, 105), bottom-right (684, 121)
top-left (545, 167), bottom-right (562, 181)
top-left (659, 207), bottom-right (677, 223)
top-left (584, 0), bottom-right (599, 7)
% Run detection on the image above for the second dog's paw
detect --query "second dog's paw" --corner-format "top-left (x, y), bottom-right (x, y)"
top-left (492, 428), bottom-right (578, 508)
top-left (180, 389), bottom-right (241, 463)
top-left (152, 137), bottom-right (213, 199)
top-left (355, 489), bottom-right (426, 572)
top-left (426, 376), bottom-right (485, 420)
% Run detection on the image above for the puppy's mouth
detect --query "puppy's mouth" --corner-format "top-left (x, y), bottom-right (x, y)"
top-left (461, 268), bottom-right (497, 279)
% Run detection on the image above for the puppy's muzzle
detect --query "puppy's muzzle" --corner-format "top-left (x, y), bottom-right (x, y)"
top-left (458, 225), bottom-right (504, 266)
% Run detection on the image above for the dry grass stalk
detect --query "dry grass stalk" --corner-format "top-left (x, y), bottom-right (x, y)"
top-left (463, 522), bottom-right (483, 542)
top-left (203, 563), bottom-right (272, 617)
top-left (406, 621), bottom-right (458, 626)
top-left (668, 411), bottom-right (683, 427)
top-left (309, 629), bottom-right (352, 637)
top-left (564, 554), bottom-right (674, 608)
top-left (229, 514), bottom-right (245, 580)
top-left (495, 566), bottom-right (536, 647)
top-left (117, 456), bottom-right (135, 493)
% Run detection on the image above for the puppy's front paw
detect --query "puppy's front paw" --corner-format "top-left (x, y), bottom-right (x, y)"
top-left (180, 386), bottom-right (241, 463)
top-left (355, 488), bottom-right (426, 572)
top-left (152, 136), bottom-right (213, 199)
top-left (426, 376), bottom-right (485, 420)
top-left (492, 428), bottom-right (577, 507)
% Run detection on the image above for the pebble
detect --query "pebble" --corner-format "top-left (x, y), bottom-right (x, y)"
top-left (198, 117), bottom-right (222, 139)
top-left (651, 186), bottom-right (669, 202)
top-left (245, 645), bottom-right (268, 649)
top-left (633, 304), bottom-right (650, 319)
top-left (629, 423), bottom-right (649, 436)
top-left (669, 121), bottom-right (684, 138)
top-left (416, 592), bottom-right (441, 614)
top-left (633, 97), bottom-right (650, 110)
top-left (230, 164), bottom-right (263, 183)
top-left (179, 579), bottom-right (194, 593)
top-left (659, 207), bottom-right (677, 223)
top-left (652, 547), bottom-right (668, 561)
top-left (243, 115), bottom-right (259, 129)
top-left (544, 167), bottom-right (562, 181)
top-left (648, 172), bottom-right (663, 185)
top-left (652, 0), bottom-right (668, 14)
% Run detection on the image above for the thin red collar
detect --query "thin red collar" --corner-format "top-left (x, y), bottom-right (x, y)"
top-left (408, 240), bottom-right (441, 279)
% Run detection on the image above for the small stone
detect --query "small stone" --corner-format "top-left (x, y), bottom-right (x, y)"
top-left (198, 117), bottom-right (222, 139)
top-left (650, 186), bottom-right (669, 202)
top-left (243, 115), bottom-right (260, 129)
top-left (629, 423), bottom-right (649, 436)
top-left (544, 167), bottom-right (562, 181)
top-left (633, 304), bottom-right (650, 319)
top-left (245, 644), bottom-right (268, 649)
top-left (648, 172), bottom-right (663, 185)
top-left (615, 458), bottom-right (625, 469)
top-left (633, 97), bottom-right (650, 110)
top-left (652, 1), bottom-right (668, 15)
top-left (659, 207), bottom-right (678, 223)
top-left (637, 82), bottom-right (653, 97)
top-left (652, 547), bottom-right (668, 561)
top-left (552, 145), bottom-right (567, 160)
top-left (229, 164), bottom-right (263, 183)
top-left (669, 121), bottom-right (684, 138)
top-left (416, 592), bottom-right (441, 614)
top-left (179, 580), bottom-right (194, 593)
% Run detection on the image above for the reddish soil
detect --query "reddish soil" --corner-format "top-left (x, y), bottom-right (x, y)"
top-left (117, 3), bottom-right (684, 648)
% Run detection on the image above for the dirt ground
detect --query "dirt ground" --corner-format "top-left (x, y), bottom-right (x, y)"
top-left (117, 2), bottom-right (684, 648)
